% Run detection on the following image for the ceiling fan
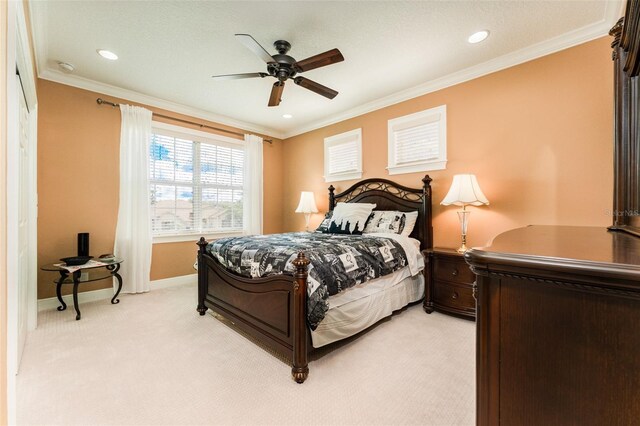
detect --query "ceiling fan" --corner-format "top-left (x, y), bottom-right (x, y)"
top-left (212, 34), bottom-right (344, 107)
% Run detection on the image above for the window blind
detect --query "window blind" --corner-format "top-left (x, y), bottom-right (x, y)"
top-left (393, 121), bottom-right (440, 165)
top-left (328, 140), bottom-right (359, 175)
top-left (324, 128), bottom-right (362, 182)
top-left (387, 105), bottom-right (447, 175)
top-left (149, 131), bottom-right (244, 236)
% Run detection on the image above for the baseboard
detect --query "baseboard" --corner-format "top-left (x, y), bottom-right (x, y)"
top-left (37, 273), bottom-right (197, 311)
top-left (150, 273), bottom-right (197, 289)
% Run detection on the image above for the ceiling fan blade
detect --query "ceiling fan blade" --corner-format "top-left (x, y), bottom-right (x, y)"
top-left (293, 48), bottom-right (344, 73)
top-left (294, 77), bottom-right (338, 99)
top-left (235, 34), bottom-right (275, 64)
top-left (211, 72), bottom-right (268, 80)
top-left (268, 81), bottom-right (285, 107)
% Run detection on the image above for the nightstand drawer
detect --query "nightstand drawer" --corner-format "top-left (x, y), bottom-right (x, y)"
top-left (434, 258), bottom-right (475, 284)
top-left (433, 281), bottom-right (475, 312)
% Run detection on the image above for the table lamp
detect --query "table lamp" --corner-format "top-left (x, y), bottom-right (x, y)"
top-left (441, 174), bottom-right (489, 253)
top-left (295, 191), bottom-right (319, 231)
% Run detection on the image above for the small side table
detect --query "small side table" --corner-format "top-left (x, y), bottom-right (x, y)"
top-left (423, 248), bottom-right (476, 320)
top-left (40, 259), bottom-right (124, 320)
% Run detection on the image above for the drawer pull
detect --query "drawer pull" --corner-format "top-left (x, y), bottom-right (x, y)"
top-left (452, 269), bottom-right (459, 276)
top-left (452, 291), bottom-right (459, 299)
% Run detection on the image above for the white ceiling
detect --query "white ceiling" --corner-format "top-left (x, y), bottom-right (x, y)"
top-left (30, 1), bottom-right (622, 139)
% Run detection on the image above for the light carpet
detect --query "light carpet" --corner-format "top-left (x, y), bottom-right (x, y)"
top-left (17, 283), bottom-right (475, 425)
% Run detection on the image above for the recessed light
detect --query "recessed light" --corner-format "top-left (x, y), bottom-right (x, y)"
top-left (97, 49), bottom-right (118, 60)
top-left (282, 114), bottom-right (293, 119)
top-left (468, 30), bottom-right (490, 44)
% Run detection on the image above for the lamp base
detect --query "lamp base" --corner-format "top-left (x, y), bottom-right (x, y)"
top-left (304, 213), bottom-right (311, 232)
top-left (456, 209), bottom-right (470, 253)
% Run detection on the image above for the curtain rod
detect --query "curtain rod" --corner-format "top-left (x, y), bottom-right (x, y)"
top-left (96, 98), bottom-right (273, 144)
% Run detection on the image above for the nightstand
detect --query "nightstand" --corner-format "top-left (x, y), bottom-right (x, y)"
top-left (423, 248), bottom-right (476, 320)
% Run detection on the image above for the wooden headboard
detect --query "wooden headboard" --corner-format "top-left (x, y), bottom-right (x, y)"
top-left (327, 175), bottom-right (433, 250)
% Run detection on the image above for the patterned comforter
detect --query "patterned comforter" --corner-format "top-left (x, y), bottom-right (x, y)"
top-left (207, 232), bottom-right (409, 329)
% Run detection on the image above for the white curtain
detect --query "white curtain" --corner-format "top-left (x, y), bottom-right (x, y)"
top-left (114, 105), bottom-right (153, 293)
top-left (243, 134), bottom-right (263, 235)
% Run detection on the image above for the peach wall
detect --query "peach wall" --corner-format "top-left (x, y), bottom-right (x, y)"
top-left (282, 37), bottom-right (614, 250)
top-left (37, 79), bottom-right (283, 299)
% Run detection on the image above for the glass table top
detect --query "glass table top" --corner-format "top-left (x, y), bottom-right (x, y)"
top-left (40, 258), bottom-right (123, 272)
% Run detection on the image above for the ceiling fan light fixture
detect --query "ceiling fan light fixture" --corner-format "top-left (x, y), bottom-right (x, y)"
top-left (468, 30), bottom-right (490, 44)
top-left (97, 49), bottom-right (118, 60)
top-left (282, 114), bottom-right (293, 119)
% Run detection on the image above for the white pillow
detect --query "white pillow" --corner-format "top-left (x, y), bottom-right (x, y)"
top-left (401, 211), bottom-right (419, 237)
top-left (328, 202), bottom-right (376, 234)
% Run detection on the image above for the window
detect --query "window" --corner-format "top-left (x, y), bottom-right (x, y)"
top-left (324, 128), bottom-right (362, 182)
top-left (149, 123), bottom-right (245, 240)
top-left (387, 105), bottom-right (447, 175)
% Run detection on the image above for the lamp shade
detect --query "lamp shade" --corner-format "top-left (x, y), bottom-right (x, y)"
top-left (295, 191), bottom-right (319, 214)
top-left (441, 174), bottom-right (490, 207)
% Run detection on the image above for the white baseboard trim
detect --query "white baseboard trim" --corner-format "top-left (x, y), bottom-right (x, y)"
top-left (37, 273), bottom-right (197, 311)
top-left (150, 273), bottom-right (197, 289)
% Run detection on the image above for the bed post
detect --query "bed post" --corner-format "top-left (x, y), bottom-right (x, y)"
top-left (328, 185), bottom-right (336, 211)
top-left (197, 237), bottom-right (208, 315)
top-left (291, 252), bottom-right (310, 383)
top-left (422, 175), bottom-right (433, 249)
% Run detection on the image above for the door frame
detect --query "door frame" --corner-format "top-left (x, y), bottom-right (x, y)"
top-left (6, 0), bottom-right (38, 423)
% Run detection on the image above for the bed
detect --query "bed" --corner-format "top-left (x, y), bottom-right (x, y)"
top-left (196, 175), bottom-right (433, 383)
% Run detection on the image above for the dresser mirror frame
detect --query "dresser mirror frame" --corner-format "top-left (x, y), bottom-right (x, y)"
top-left (610, 0), bottom-right (640, 237)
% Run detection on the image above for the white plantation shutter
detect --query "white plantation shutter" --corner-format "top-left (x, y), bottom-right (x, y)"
top-left (328, 140), bottom-right (359, 175)
top-left (388, 105), bottom-right (447, 175)
top-left (324, 128), bottom-right (362, 182)
top-left (149, 134), bottom-right (195, 234)
top-left (149, 125), bottom-right (245, 237)
top-left (394, 121), bottom-right (440, 164)
top-left (198, 143), bottom-right (244, 233)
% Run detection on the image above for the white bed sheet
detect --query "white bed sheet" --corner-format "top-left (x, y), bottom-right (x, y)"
top-left (311, 270), bottom-right (424, 348)
top-left (310, 235), bottom-right (425, 348)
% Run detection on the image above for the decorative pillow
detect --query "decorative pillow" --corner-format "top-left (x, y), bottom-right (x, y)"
top-left (316, 211), bottom-right (333, 233)
top-left (327, 202), bottom-right (376, 235)
top-left (400, 211), bottom-right (419, 237)
top-left (362, 210), bottom-right (407, 235)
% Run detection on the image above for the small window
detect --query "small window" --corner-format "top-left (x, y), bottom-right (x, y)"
top-left (149, 123), bottom-right (245, 240)
top-left (387, 105), bottom-right (447, 175)
top-left (324, 128), bottom-right (362, 182)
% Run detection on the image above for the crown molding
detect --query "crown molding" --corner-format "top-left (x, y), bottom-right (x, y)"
top-left (38, 68), bottom-right (285, 139)
top-left (282, 1), bottom-right (624, 139)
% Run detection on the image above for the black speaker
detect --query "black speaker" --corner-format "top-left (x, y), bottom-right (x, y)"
top-left (77, 233), bottom-right (90, 257)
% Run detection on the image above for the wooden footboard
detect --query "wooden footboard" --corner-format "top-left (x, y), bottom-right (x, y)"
top-left (196, 238), bottom-right (311, 383)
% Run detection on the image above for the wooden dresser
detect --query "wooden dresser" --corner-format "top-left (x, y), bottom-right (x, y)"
top-left (423, 248), bottom-right (475, 319)
top-left (465, 4), bottom-right (640, 424)
top-left (465, 226), bottom-right (640, 425)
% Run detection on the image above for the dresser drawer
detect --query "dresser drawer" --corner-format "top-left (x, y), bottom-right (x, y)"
top-left (433, 281), bottom-right (475, 313)
top-left (434, 258), bottom-right (475, 284)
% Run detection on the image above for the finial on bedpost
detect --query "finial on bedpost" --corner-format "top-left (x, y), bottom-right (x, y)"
top-left (196, 237), bottom-right (208, 316)
top-left (422, 174), bottom-right (432, 190)
top-left (292, 251), bottom-right (310, 280)
top-left (328, 185), bottom-right (336, 211)
top-left (291, 252), bottom-right (310, 383)
top-left (422, 175), bottom-right (434, 250)
top-left (197, 237), bottom-right (208, 254)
